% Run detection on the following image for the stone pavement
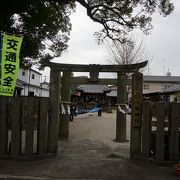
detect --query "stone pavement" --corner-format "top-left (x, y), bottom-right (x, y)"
top-left (0, 112), bottom-right (178, 179)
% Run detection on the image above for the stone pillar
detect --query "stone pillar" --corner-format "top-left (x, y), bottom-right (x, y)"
top-left (59, 71), bottom-right (72, 139)
top-left (115, 72), bottom-right (128, 142)
top-left (48, 68), bottom-right (61, 154)
top-left (141, 101), bottom-right (152, 158)
top-left (130, 72), bottom-right (143, 159)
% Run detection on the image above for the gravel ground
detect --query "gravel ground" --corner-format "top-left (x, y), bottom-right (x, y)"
top-left (58, 111), bottom-right (130, 159)
top-left (0, 111), bottom-right (178, 180)
top-left (70, 111), bottom-right (131, 144)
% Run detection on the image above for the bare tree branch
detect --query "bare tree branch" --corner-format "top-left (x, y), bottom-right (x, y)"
top-left (75, 0), bottom-right (174, 42)
top-left (105, 33), bottom-right (150, 74)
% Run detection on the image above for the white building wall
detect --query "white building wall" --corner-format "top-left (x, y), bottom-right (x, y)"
top-left (18, 68), bottom-right (49, 96)
top-left (20, 86), bottom-right (41, 96)
top-left (18, 69), bottom-right (29, 83)
top-left (143, 82), bottom-right (161, 94)
top-left (40, 82), bottom-right (49, 97)
top-left (18, 68), bottom-right (41, 86)
top-left (170, 94), bottom-right (176, 102)
top-left (29, 70), bottom-right (41, 86)
top-left (41, 88), bottom-right (49, 97)
top-left (143, 82), bottom-right (174, 94)
top-left (170, 92), bottom-right (180, 103)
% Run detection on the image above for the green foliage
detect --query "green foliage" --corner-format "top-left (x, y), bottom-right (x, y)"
top-left (0, 0), bottom-right (174, 68)
top-left (0, 0), bottom-right (75, 68)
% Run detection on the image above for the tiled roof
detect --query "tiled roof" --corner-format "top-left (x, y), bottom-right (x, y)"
top-left (76, 84), bottom-right (110, 94)
top-left (143, 76), bottom-right (180, 83)
top-left (162, 83), bottom-right (180, 93)
top-left (107, 90), bottom-right (117, 97)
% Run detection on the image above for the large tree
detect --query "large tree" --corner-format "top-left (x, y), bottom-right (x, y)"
top-left (0, 0), bottom-right (174, 67)
top-left (0, 1), bottom-right (75, 68)
top-left (74, 0), bottom-right (174, 43)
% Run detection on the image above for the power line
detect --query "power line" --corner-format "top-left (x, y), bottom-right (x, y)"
top-left (151, 17), bottom-right (170, 63)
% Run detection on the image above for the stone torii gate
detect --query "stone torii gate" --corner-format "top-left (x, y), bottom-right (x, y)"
top-left (48, 61), bottom-right (147, 159)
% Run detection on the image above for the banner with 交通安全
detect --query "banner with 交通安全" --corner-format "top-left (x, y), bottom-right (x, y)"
top-left (0, 33), bottom-right (23, 96)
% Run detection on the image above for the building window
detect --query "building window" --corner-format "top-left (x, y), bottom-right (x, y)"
top-left (143, 84), bottom-right (150, 90)
top-left (22, 71), bottom-right (25, 76)
top-left (32, 73), bottom-right (35, 79)
top-left (161, 84), bottom-right (171, 90)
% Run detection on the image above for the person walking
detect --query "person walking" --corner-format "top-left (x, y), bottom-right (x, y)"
top-left (96, 101), bottom-right (102, 117)
top-left (70, 104), bottom-right (76, 121)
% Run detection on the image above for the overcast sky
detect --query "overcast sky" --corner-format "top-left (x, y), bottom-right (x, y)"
top-left (43, 0), bottom-right (180, 80)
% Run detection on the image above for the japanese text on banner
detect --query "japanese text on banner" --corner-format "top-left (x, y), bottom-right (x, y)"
top-left (0, 33), bottom-right (23, 96)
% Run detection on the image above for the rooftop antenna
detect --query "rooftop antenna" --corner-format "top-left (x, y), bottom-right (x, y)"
top-left (166, 68), bottom-right (171, 76)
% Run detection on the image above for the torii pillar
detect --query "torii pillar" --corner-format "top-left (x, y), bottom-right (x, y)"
top-left (115, 72), bottom-right (129, 142)
top-left (48, 68), bottom-right (61, 154)
top-left (59, 71), bottom-right (72, 139)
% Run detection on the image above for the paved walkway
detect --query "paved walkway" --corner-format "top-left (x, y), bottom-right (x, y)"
top-left (0, 111), bottom-right (178, 179)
